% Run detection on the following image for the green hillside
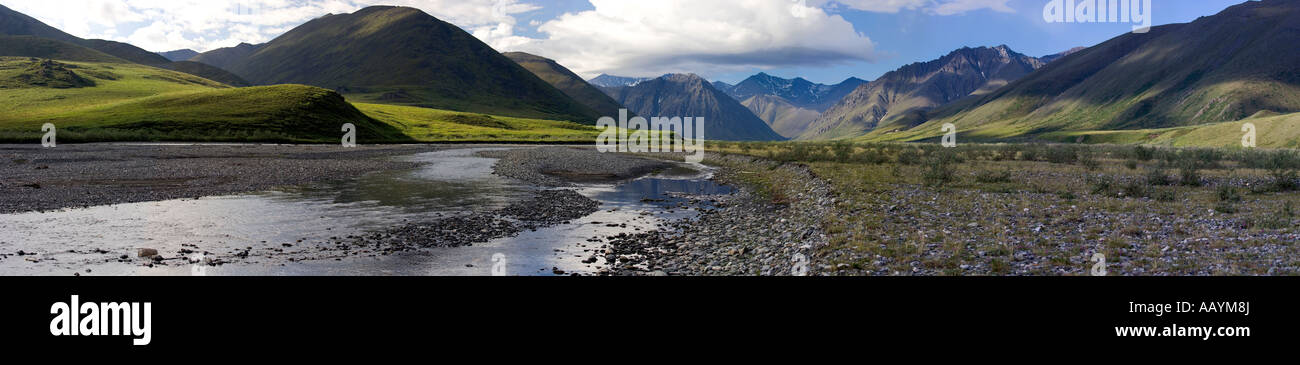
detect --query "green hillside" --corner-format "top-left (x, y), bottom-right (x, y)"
top-left (227, 6), bottom-right (601, 124)
top-left (0, 57), bottom-right (401, 142)
top-left (504, 51), bottom-right (626, 118)
top-left (355, 103), bottom-right (601, 143)
top-left (0, 35), bottom-right (126, 63)
top-left (864, 0), bottom-right (1300, 146)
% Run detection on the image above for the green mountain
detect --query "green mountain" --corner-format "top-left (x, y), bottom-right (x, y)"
top-left (605, 73), bottom-right (785, 141)
top-left (224, 6), bottom-right (600, 123)
top-left (0, 35), bottom-right (125, 63)
top-left (866, 0), bottom-right (1300, 144)
top-left (0, 4), bottom-right (244, 86)
top-left (802, 45), bottom-right (1044, 140)
top-left (190, 42), bottom-right (262, 71)
top-left (504, 51), bottom-right (626, 117)
top-left (158, 49), bottom-right (199, 62)
top-left (158, 61), bottom-right (251, 87)
top-left (0, 54), bottom-right (404, 142)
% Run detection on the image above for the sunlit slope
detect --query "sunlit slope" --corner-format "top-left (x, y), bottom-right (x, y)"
top-left (0, 57), bottom-right (405, 142)
top-left (354, 103), bottom-right (600, 143)
top-left (861, 0), bottom-right (1300, 146)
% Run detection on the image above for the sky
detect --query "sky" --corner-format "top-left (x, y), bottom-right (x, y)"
top-left (4, 0), bottom-right (1252, 84)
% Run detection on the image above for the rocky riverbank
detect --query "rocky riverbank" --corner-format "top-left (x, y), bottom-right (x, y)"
top-left (0, 144), bottom-right (439, 214)
top-left (479, 146), bottom-right (674, 186)
top-left (601, 154), bottom-right (835, 276)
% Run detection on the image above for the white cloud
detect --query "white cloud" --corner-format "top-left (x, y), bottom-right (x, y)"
top-left (508, 0), bottom-right (879, 78)
top-left (4, 0), bottom-right (539, 52)
top-left (819, 0), bottom-right (1013, 15)
top-left (2, 0), bottom-right (1009, 77)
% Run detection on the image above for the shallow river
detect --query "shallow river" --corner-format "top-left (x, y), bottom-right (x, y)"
top-left (0, 148), bottom-right (731, 276)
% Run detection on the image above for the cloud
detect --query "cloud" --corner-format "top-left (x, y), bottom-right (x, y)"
top-left (508, 0), bottom-right (878, 78)
top-left (4, 0), bottom-right (540, 52)
top-left (820, 0), bottom-right (1014, 15)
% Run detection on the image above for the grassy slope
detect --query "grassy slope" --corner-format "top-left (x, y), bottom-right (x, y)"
top-left (1039, 111), bottom-right (1300, 149)
top-left (230, 6), bottom-right (600, 124)
top-left (0, 57), bottom-right (598, 144)
top-left (857, 1), bottom-right (1300, 148)
top-left (504, 51), bottom-right (626, 118)
top-left (355, 103), bottom-right (600, 143)
top-left (0, 57), bottom-right (406, 142)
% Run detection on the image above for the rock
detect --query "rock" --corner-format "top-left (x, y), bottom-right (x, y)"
top-left (137, 248), bottom-right (159, 258)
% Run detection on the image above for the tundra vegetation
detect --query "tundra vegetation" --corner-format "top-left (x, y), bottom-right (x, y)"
top-left (705, 142), bottom-right (1300, 275)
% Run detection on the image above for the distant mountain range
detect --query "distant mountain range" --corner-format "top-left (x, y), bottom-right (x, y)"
top-left (505, 52), bottom-right (627, 117)
top-left (801, 45), bottom-right (1045, 140)
top-left (863, 0), bottom-right (1300, 144)
top-left (157, 49), bottom-right (199, 62)
top-left (710, 73), bottom-right (866, 138)
top-left (1039, 47), bottom-right (1086, 64)
top-left (191, 42), bottom-right (262, 71)
top-left (601, 74), bottom-right (784, 141)
top-left (589, 74), bottom-right (651, 88)
top-left (716, 73), bottom-right (866, 111)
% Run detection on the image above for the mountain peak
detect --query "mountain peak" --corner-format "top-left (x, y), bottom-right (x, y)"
top-left (225, 5), bottom-right (600, 122)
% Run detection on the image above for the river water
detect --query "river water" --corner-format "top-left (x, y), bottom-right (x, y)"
top-left (0, 147), bottom-right (731, 276)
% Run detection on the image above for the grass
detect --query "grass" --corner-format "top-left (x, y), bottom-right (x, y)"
top-left (354, 103), bottom-right (601, 143)
top-left (705, 141), bottom-right (1300, 275)
top-left (0, 56), bottom-right (606, 144)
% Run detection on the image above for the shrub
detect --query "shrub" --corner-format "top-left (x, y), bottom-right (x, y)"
top-left (1145, 168), bottom-right (1172, 186)
top-left (1045, 146), bottom-right (1077, 164)
top-left (1122, 180), bottom-right (1148, 199)
top-left (831, 142), bottom-right (854, 163)
top-left (1131, 145), bottom-right (1155, 161)
top-left (1217, 185), bottom-right (1243, 203)
top-left (975, 169), bottom-right (1013, 183)
top-left (1178, 164), bottom-right (1202, 187)
top-left (897, 148), bottom-right (922, 165)
top-left (922, 150), bottom-right (958, 187)
top-left (1154, 189), bottom-right (1177, 202)
top-left (1089, 176), bottom-right (1115, 195)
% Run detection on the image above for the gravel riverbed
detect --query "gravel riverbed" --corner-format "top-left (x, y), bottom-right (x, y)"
top-left (602, 154), bottom-right (835, 276)
top-left (0, 144), bottom-right (438, 214)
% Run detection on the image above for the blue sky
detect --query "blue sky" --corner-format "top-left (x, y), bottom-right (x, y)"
top-left (716, 0), bottom-right (1249, 84)
top-left (4, 0), bottom-right (1252, 84)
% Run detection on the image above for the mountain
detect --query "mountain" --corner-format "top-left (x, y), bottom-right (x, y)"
top-left (0, 35), bottom-right (125, 63)
top-left (711, 74), bottom-right (866, 138)
top-left (604, 73), bottom-right (785, 141)
top-left (223, 6), bottom-right (599, 123)
top-left (869, 0), bottom-right (1300, 143)
top-left (190, 42), bottom-right (262, 71)
top-left (1039, 47), bottom-right (1086, 63)
top-left (711, 81), bottom-right (733, 93)
top-left (0, 4), bottom-right (167, 64)
top-left (157, 61), bottom-right (251, 87)
top-left (742, 95), bottom-right (822, 138)
top-left (504, 52), bottom-right (626, 117)
top-left (800, 45), bottom-right (1045, 140)
top-left (723, 73), bottom-right (866, 111)
top-left (0, 4), bottom-right (246, 86)
top-left (589, 74), bottom-right (650, 88)
top-left (158, 49), bottom-right (199, 62)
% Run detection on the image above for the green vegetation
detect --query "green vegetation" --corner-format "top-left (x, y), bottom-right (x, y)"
top-left (227, 6), bottom-right (601, 123)
top-left (706, 141), bottom-right (1300, 275)
top-left (354, 103), bottom-right (601, 143)
top-left (0, 56), bottom-right (605, 144)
